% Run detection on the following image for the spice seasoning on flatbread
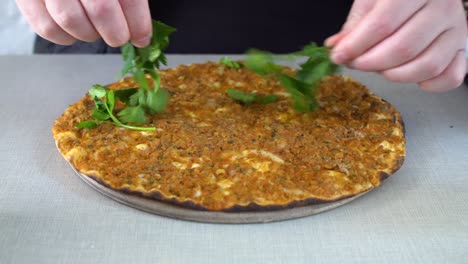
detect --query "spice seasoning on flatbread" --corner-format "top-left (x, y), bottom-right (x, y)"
top-left (53, 62), bottom-right (405, 211)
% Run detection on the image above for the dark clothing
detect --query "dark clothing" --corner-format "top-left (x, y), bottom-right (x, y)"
top-left (34, 37), bottom-right (121, 54)
top-left (34, 1), bottom-right (352, 54)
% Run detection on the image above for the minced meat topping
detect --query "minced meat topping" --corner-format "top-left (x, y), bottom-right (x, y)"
top-left (53, 62), bottom-right (405, 211)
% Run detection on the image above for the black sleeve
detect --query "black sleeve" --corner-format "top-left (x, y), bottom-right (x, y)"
top-left (34, 1), bottom-right (351, 54)
top-left (151, 0), bottom-right (351, 53)
top-left (34, 36), bottom-right (120, 54)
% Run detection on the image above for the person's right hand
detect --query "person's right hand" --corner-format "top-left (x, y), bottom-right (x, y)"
top-left (325, 0), bottom-right (467, 92)
top-left (16, 0), bottom-right (153, 47)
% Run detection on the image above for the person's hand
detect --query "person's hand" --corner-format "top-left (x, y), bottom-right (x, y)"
top-left (326, 0), bottom-right (468, 92)
top-left (16, 0), bottom-right (152, 48)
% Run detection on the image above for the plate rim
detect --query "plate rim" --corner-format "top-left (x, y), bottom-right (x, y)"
top-left (70, 165), bottom-right (370, 224)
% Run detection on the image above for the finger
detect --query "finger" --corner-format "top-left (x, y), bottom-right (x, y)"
top-left (16, 0), bottom-right (76, 45)
top-left (418, 51), bottom-right (467, 92)
top-left (340, 0), bottom-right (376, 33)
top-left (80, 0), bottom-right (130, 47)
top-left (324, 33), bottom-right (342, 47)
top-left (45, 0), bottom-right (99, 42)
top-left (381, 29), bottom-right (465, 83)
top-left (349, 1), bottom-right (458, 71)
top-left (331, 0), bottom-right (426, 64)
top-left (325, 0), bottom-right (375, 47)
top-left (119, 0), bottom-right (152, 48)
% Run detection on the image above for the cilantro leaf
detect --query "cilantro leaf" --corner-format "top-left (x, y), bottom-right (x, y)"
top-left (220, 57), bottom-right (241, 69)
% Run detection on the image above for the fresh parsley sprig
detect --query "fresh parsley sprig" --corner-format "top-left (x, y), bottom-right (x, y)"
top-left (220, 57), bottom-right (242, 69)
top-left (77, 85), bottom-right (156, 131)
top-left (227, 88), bottom-right (277, 104)
top-left (245, 42), bottom-right (338, 112)
top-left (77, 20), bottom-right (176, 131)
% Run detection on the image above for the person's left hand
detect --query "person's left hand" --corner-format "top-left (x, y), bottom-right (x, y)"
top-left (326, 0), bottom-right (468, 92)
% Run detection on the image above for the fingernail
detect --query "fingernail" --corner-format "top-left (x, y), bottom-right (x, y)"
top-left (324, 34), bottom-right (337, 46)
top-left (331, 51), bottom-right (349, 64)
top-left (133, 36), bottom-right (151, 47)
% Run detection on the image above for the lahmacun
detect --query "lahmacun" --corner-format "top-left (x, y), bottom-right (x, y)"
top-left (53, 62), bottom-right (405, 211)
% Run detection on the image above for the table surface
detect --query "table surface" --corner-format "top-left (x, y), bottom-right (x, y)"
top-left (0, 55), bottom-right (467, 264)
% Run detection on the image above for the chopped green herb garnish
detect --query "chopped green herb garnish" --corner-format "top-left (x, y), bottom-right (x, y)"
top-left (220, 57), bottom-right (242, 69)
top-left (227, 88), bottom-right (278, 104)
top-left (245, 42), bottom-right (339, 112)
top-left (77, 20), bottom-right (176, 131)
top-left (77, 85), bottom-right (156, 131)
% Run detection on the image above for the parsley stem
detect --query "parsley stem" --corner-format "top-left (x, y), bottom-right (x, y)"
top-left (104, 101), bottom-right (156, 131)
top-left (115, 122), bottom-right (156, 131)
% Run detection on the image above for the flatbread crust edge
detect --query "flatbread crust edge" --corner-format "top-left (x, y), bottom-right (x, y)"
top-left (80, 153), bottom-right (403, 212)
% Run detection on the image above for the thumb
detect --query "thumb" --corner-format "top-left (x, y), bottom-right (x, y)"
top-left (325, 0), bottom-right (375, 46)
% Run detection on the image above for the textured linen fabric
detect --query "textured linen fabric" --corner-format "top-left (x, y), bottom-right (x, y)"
top-left (0, 55), bottom-right (467, 264)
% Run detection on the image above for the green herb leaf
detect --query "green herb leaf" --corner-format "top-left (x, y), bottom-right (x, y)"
top-left (140, 21), bottom-right (176, 68)
top-left (245, 50), bottom-right (282, 76)
top-left (117, 105), bottom-right (147, 124)
top-left (227, 88), bottom-right (277, 105)
top-left (147, 68), bottom-right (161, 91)
top-left (76, 121), bottom-right (99, 129)
top-left (279, 74), bottom-right (318, 112)
top-left (121, 44), bottom-right (136, 76)
top-left (80, 20), bottom-right (173, 131)
top-left (220, 57), bottom-right (241, 69)
top-left (296, 60), bottom-right (329, 84)
top-left (89, 84), bottom-right (107, 99)
top-left (133, 69), bottom-right (149, 90)
top-left (91, 108), bottom-right (110, 121)
top-left (257, 94), bottom-right (278, 104)
top-left (149, 49), bottom-right (162, 63)
top-left (145, 89), bottom-right (169, 114)
top-left (227, 88), bottom-right (257, 104)
top-left (106, 90), bottom-right (115, 112)
top-left (245, 42), bottom-right (338, 112)
top-left (128, 89), bottom-right (144, 106)
top-left (279, 74), bottom-right (313, 96)
top-left (114, 88), bottom-right (138, 104)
